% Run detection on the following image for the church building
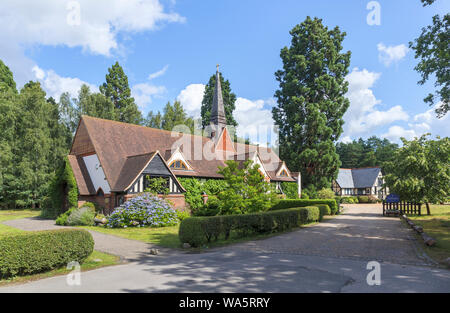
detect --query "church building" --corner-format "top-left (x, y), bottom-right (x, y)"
top-left (68, 67), bottom-right (299, 213)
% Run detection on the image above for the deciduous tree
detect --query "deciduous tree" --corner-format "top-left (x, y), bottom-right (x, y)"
top-left (383, 135), bottom-right (450, 215)
top-left (410, 0), bottom-right (449, 117)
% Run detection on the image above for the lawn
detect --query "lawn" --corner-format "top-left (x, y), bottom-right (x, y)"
top-left (80, 225), bottom-right (182, 249)
top-left (0, 210), bottom-right (121, 285)
top-left (0, 209), bottom-right (40, 235)
top-left (407, 204), bottom-right (450, 267)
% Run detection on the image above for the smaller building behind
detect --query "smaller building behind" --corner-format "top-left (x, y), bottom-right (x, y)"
top-left (332, 167), bottom-right (387, 199)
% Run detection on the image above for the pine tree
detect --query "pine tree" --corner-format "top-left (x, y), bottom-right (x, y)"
top-left (75, 84), bottom-right (116, 120)
top-left (272, 17), bottom-right (351, 189)
top-left (145, 111), bottom-right (162, 129)
top-left (201, 72), bottom-right (237, 128)
top-left (99, 61), bottom-right (142, 124)
top-left (146, 101), bottom-right (195, 134)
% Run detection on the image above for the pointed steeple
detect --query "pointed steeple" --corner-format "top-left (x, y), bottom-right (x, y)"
top-left (210, 64), bottom-right (227, 131)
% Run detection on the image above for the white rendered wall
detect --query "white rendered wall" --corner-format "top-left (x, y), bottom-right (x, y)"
top-left (83, 154), bottom-right (111, 194)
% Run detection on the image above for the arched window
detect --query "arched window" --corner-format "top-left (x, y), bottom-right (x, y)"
top-left (279, 169), bottom-right (289, 177)
top-left (169, 160), bottom-right (188, 170)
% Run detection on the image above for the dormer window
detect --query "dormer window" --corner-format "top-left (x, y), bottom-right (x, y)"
top-left (170, 160), bottom-right (188, 170)
top-left (279, 169), bottom-right (288, 177)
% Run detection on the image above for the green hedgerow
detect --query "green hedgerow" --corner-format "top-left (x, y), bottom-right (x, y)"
top-left (179, 206), bottom-right (320, 247)
top-left (0, 229), bottom-right (94, 279)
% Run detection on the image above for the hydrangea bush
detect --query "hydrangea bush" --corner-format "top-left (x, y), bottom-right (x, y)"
top-left (106, 193), bottom-right (179, 228)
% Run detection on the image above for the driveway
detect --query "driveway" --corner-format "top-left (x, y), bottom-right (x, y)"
top-left (228, 204), bottom-right (432, 266)
top-left (1, 204), bottom-right (449, 293)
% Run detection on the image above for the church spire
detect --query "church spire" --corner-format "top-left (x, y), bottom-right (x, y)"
top-left (210, 64), bottom-right (227, 131)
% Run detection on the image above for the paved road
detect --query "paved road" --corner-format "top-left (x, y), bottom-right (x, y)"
top-left (1, 204), bottom-right (449, 293)
top-left (229, 204), bottom-right (432, 266)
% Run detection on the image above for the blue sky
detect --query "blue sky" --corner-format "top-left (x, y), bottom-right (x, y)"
top-left (1, 0), bottom-right (448, 144)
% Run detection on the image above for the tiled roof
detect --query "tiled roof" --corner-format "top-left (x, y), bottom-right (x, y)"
top-left (336, 167), bottom-right (381, 188)
top-left (67, 155), bottom-right (96, 195)
top-left (70, 116), bottom-right (295, 193)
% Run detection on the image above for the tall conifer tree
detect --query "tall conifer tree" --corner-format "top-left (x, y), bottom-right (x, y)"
top-left (272, 17), bottom-right (351, 189)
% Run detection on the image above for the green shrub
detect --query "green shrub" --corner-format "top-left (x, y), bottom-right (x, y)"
top-left (281, 182), bottom-right (299, 199)
top-left (176, 210), bottom-right (191, 221)
top-left (358, 196), bottom-right (369, 203)
top-left (194, 196), bottom-right (221, 217)
top-left (0, 229), bottom-right (94, 279)
top-left (317, 188), bottom-right (336, 199)
top-left (316, 204), bottom-right (331, 220)
top-left (178, 177), bottom-right (204, 211)
top-left (55, 202), bottom-right (96, 226)
top-left (55, 207), bottom-right (76, 226)
top-left (179, 207), bottom-right (320, 247)
top-left (270, 199), bottom-right (338, 215)
top-left (67, 206), bottom-right (95, 226)
top-left (303, 185), bottom-right (318, 199)
top-left (217, 160), bottom-right (277, 215)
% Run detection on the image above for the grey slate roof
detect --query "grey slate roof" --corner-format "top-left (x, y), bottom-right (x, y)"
top-left (336, 167), bottom-right (381, 188)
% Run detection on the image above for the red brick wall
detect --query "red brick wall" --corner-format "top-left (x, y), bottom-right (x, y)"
top-left (78, 193), bottom-right (114, 214)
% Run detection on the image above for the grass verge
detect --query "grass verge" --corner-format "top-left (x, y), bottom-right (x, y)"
top-left (0, 250), bottom-right (120, 286)
top-left (0, 210), bottom-right (40, 235)
top-left (80, 225), bottom-right (181, 249)
top-left (407, 204), bottom-right (450, 267)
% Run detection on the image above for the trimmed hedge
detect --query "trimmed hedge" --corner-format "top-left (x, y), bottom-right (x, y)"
top-left (270, 199), bottom-right (338, 215)
top-left (179, 207), bottom-right (320, 247)
top-left (316, 204), bottom-right (331, 221)
top-left (0, 229), bottom-right (94, 279)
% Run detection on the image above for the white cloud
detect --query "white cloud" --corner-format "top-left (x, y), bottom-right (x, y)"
top-left (32, 65), bottom-right (97, 99)
top-left (234, 97), bottom-right (276, 146)
top-left (377, 43), bottom-right (409, 67)
top-left (148, 65), bottom-right (169, 80)
top-left (0, 0), bottom-right (184, 85)
top-left (342, 68), bottom-right (409, 138)
top-left (381, 103), bottom-right (449, 143)
top-left (132, 83), bottom-right (167, 111)
top-left (176, 84), bottom-right (206, 118)
top-left (381, 126), bottom-right (417, 141)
